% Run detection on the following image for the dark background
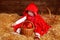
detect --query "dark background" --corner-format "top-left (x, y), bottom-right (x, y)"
top-left (0, 0), bottom-right (60, 15)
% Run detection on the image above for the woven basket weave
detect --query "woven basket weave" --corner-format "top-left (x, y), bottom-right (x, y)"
top-left (21, 21), bottom-right (34, 37)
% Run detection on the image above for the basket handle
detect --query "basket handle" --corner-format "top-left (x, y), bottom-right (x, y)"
top-left (21, 20), bottom-right (35, 29)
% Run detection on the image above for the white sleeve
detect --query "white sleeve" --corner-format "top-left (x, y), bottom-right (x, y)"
top-left (16, 28), bottom-right (21, 34)
top-left (13, 16), bottom-right (27, 26)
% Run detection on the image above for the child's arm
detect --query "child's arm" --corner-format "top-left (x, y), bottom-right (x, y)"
top-left (12, 16), bottom-right (27, 33)
top-left (13, 16), bottom-right (27, 25)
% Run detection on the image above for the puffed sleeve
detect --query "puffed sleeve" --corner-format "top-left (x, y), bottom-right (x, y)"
top-left (12, 16), bottom-right (27, 32)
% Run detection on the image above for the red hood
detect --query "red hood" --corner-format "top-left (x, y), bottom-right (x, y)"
top-left (23, 3), bottom-right (38, 16)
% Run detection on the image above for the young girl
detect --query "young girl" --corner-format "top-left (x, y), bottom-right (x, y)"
top-left (12, 3), bottom-right (51, 39)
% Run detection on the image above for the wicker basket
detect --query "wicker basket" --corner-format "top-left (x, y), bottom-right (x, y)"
top-left (20, 21), bottom-right (34, 37)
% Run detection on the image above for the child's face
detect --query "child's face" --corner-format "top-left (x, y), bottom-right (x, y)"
top-left (28, 11), bottom-right (34, 16)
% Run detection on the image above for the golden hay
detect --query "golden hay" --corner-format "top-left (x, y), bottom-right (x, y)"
top-left (41, 14), bottom-right (56, 25)
top-left (41, 14), bottom-right (60, 25)
top-left (0, 13), bottom-right (34, 40)
top-left (40, 14), bottom-right (60, 40)
top-left (0, 28), bottom-right (34, 40)
top-left (40, 24), bottom-right (60, 40)
top-left (0, 13), bottom-right (20, 32)
top-left (0, 13), bottom-right (60, 40)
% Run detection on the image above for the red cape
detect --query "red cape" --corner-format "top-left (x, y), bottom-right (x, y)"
top-left (13, 3), bottom-right (51, 36)
top-left (23, 3), bottom-right (51, 36)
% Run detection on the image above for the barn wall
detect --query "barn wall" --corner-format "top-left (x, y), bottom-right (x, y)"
top-left (0, 0), bottom-right (60, 15)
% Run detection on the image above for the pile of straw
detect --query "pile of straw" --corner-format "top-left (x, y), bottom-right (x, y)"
top-left (0, 13), bottom-right (34, 40)
top-left (0, 12), bottom-right (60, 40)
top-left (40, 14), bottom-right (60, 40)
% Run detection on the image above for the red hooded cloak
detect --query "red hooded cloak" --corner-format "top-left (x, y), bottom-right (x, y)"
top-left (13, 3), bottom-right (51, 36)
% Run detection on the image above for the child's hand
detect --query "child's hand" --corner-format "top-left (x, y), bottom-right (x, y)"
top-left (16, 28), bottom-right (21, 34)
top-left (34, 34), bottom-right (40, 40)
top-left (12, 23), bottom-right (16, 26)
